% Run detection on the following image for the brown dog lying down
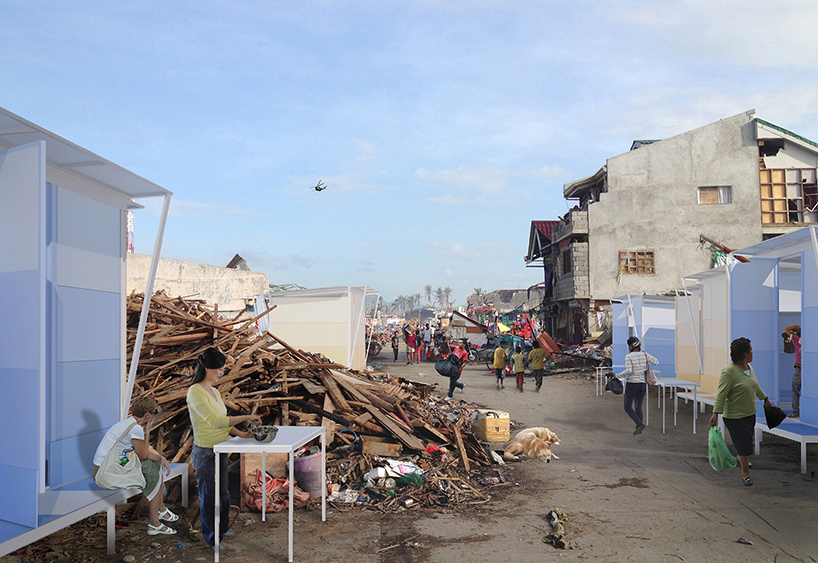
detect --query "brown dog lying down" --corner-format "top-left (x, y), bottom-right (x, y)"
top-left (503, 427), bottom-right (561, 462)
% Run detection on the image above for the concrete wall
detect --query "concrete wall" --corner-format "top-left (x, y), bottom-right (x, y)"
top-left (588, 111), bottom-right (762, 300)
top-left (126, 254), bottom-right (269, 318)
top-left (555, 242), bottom-right (590, 301)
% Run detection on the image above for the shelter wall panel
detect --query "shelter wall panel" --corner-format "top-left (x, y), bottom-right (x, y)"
top-left (267, 298), bottom-right (348, 322)
top-left (268, 322), bottom-right (348, 347)
top-left (611, 303), bottom-right (628, 366)
top-left (643, 326), bottom-right (675, 346)
top-left (778, 353), bottom-right (794, 404)
top-left (779, 271), bottom-right (801, 312)
top-left (289, 346), bottom-right (347, 366)
top-left (801, 396), bottom-right (818, 426)
top-left (0, 143), bottom-right (42, 274)
top-left (56, 287), bottom-right (120, 362)
top-left (730, 260), bottom-right (776, 311)
top-left (641, 300), bottom-right (675, 326)
top-left (47, 430), bottom-right (104, 486)
top-left (52, 360), bottom-right (120, 441)
top-left (750, 351), bottom-right (775, 394)
top-left (55, 187), bottom-right (121, 294)
top-left (732, 311), bottom-right (775, 351)
top-left (804, 249), bottom-right (818, 308)
top-left (0, 270), bottom-right (40, 369)
top-left (676, 322), bottom-right (697, 347)
top-left (676, 346), bottom-right (700, 382)
top-left (0, 464), bottom-right (37, 528)
top-left (700, 373), bottom-right (720, 394)
top-left (0, 368), bottom-right (40, 470)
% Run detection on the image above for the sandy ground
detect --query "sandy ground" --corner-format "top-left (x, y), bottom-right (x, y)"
top-left (7, 350), bottom-right (818, 563)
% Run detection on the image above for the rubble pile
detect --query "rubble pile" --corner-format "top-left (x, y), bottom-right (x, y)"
top-left (127, 292), bottom-right (499, 509)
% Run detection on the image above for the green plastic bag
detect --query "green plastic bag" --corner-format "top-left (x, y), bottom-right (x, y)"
top-left (708, 427), bottom-right (737, 471)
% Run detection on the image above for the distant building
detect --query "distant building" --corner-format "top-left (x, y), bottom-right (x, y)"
top-left (527, 110), bottom-right (818, 344)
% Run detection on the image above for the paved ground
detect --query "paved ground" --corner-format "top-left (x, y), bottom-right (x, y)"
top-left (10, 351), bottom-right (818, 562)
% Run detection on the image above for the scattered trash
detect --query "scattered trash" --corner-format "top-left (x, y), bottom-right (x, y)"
top-left (542, 508), bottom-right (578, 550)
top-left (176, 542), bottom-right (187, 549)
top-left (737, 538), bottom-right (754, 545)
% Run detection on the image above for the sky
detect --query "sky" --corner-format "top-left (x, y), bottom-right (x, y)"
top-left (3, 0), bottom-right (818, 308)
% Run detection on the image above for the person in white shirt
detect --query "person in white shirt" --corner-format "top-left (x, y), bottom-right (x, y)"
top-left (617, 337), bottom-right (658, 435)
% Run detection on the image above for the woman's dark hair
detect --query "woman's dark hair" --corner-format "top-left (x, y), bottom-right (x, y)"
top-left (627, 336), bottom-right (641, 351)
top-left (730, 337), bottom-right (752, 363)
top-left (192, 347), bottom-right (227, 384)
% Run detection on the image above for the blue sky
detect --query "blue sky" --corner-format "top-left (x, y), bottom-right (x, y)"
top-left (3, 1), bottom-right (818, 307)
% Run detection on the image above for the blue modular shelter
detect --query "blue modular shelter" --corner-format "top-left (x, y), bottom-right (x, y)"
top-left (0, 107), bottom-right (172, 553)
top-left (612, 295), bottom-right (676, 377)
top-left (678, 227), bottom-right (818, 421)
top-left (729, 227), bottom-right (818, 423)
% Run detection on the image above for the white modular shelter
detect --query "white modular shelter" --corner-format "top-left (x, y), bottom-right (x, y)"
top-left (611, 295), bottom-right (676, 378)
top-left (448, 311), bottom-right (490, 346)
top-left (0, 107), bottom-right (172, 551)
top-left (677, 227), bottom-right (818, 423)
top-left (255, 286), bottom-right (379, 371)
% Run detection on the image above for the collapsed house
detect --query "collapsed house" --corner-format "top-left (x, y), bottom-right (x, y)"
top-left (526, 110), bottom-right (818, 344)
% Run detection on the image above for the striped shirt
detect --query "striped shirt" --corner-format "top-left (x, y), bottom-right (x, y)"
top-left (619, 351), bottom-right (659, 384)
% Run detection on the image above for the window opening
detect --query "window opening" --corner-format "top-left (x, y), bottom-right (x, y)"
top-left (619, 251), bottom-right (655, 275)
top-left (760, 168), bottom-right (818, 224)
top-left (698, 186), bottom-right (732, 204)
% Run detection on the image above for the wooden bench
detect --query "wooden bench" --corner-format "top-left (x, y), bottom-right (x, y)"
top-left (0, 463), bottom-right (188, 557)
top-left (755, 421), bottom-right (818, 474)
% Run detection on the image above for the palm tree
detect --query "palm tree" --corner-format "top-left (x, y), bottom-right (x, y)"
top-left (424, 284), bottom-right (433, 305)
top-left (443, 286), bottom-right (452, 311)
top-left (472, 287), bottom-right (484, 297)
top-left (413, 293), bottom-right (423, 309)
top-left (434, 286), bottom-right (443, 308)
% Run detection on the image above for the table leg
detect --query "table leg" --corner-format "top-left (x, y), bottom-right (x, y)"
top-left (215, 452), bottom-right (220, 563)
top-left (262, 451), bottom-right (267, 522)
top-left (645, 383), bottom-right (649, 426)
top-left (802, 441), bottom-right (807, 474)
top-left (289, 450), bottom-right (294, 562)
top-left (754, 427), bottom-right (761, 456)
top-left (182, 467), bottom-right (189, 508)
top-left (656, 385), bottom-right (667, 434)
top-left (321, 429), bottom-right (326, 522)
top-left (106, 505), bottom-right (115, 555)
top-left (693, 387), bottom-right (697, 435)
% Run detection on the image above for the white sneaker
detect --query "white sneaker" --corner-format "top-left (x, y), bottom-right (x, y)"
top-left (444, 396), bottom-right (453, 401)
top-left (459, 385), bottom-right (465, 393)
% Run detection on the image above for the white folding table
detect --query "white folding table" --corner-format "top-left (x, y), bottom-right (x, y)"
top-left (653, 377), bottom-right (698, 434)
top-left (213, 426), bottom-right (326, 562)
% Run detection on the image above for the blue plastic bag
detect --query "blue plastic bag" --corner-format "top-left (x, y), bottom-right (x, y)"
top-left (708, 427), bottom-right (737, 471)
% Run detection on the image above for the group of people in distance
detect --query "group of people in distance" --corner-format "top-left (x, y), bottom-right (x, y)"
top-left (492, 339), bottom-right (547, 392)
top-left (396, 322), bottom-right (436, 364)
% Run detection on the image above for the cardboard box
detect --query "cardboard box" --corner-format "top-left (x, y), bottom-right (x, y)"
top-left (471, 409), bottom-right (510, 442)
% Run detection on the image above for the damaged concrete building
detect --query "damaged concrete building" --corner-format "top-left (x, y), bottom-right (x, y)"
top-left (526, 110), bottom-right (818, 344)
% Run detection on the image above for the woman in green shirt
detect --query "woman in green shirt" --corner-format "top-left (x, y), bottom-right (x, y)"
top-left (709, 337), bottom-right (774, 487)
top-left (187, 347), bottom-right (260, 548)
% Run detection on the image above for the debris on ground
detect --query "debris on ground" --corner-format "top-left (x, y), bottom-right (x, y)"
top-left (542, 508), bottom-right (578, 550)
top-left (124, 291), bottom-right (502, 512)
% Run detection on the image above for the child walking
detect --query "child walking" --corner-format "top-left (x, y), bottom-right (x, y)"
top-left (512, 345), bottom-right (526, 392)
top-left (493, 341), bottom-right (508, 389)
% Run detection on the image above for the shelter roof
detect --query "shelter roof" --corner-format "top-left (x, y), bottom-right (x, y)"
top-left (732, 226), bottom-right (818, 261)
top-left (0, 106), bottom-right (171, 200)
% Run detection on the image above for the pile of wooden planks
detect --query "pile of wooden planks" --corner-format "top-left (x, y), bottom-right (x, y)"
top-left (127, 292), bottom-right (494, 479)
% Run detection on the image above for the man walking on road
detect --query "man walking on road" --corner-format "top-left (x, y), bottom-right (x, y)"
top-left (422, 323), bottom-right (433, 361)
top-left (528, 340), bottom-right (546, 391)
top-left (494, 340), bottom-right (508, 389)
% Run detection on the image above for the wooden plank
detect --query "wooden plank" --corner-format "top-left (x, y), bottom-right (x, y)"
top-left (321, 394), bottom-right (336, 444)
top-left (319, 371), bottom-right (352, 412)
top-left (301, 380), bottom-right (326, 395)
top-left (451, 424), bottom-right (470, 472)
top-left (364, 404), bottom-right (425, 451)
top-left (354, 412), bottom-right (373, 425)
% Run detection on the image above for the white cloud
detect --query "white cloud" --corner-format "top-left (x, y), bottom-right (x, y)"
top-left (353, 140), bottom-right (378, 162)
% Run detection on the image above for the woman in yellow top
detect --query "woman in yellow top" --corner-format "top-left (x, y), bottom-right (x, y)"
top-left (187, 347), bottom-right (260, 548)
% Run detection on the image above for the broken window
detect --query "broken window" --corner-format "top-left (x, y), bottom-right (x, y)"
top-left (562, 249), bottom-right (572, 274)
top-left (619, 251), bottom-right (655, 275)
top-left (698, 186), bottom-right (732, 204)
top-left (760, 168), bottom-right (818, 224)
